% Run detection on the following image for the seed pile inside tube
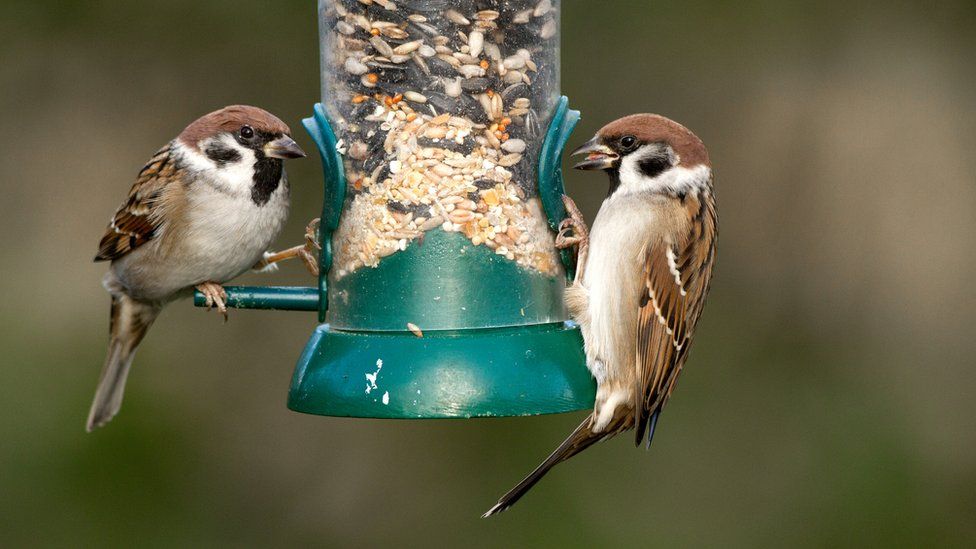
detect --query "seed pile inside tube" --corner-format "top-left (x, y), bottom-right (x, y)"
top-left (322, 0), bottom-right (562, 279)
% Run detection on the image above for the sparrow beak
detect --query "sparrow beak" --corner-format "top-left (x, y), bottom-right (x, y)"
top-left (263, 135), bottom-right (306, 159)
top-left (571, 136), bottom-right (618, 170)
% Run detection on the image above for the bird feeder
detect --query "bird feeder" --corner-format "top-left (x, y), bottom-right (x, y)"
top-left (195, 0), bottom-right (594, 418)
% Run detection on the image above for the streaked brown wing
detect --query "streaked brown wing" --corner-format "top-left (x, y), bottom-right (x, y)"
top-left (634, 192), bottom-right (716, 444)
top-left (95, 143), bottom-right (179, 261)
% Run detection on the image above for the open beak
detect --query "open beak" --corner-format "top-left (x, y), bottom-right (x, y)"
top-left (263, 135), bottom-right (306, 159)
top-left (571, 136), bottom-right (618, 170)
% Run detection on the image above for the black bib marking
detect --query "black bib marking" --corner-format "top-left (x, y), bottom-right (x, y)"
top-left (251, 155), bottom-right (283, 206)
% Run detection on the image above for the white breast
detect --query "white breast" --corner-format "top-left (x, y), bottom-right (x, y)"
top-left (580, 193), bottom-right (660, 385)
top-left (177, 180), bottom-right (290, 282)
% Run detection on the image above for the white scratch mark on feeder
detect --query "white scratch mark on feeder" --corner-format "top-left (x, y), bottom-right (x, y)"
top-left (365, 359), bottom-right (383, 394)
top-left (382, 391), bottom-right (390, 405)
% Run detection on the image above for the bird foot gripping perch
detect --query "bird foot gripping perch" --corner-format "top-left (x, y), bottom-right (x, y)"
top-left (196, 281), bottom-right (229, 321)
top-left (252, 218), bottom-right (322, 277)
top-left (554, 195), bottom-right (590, 285)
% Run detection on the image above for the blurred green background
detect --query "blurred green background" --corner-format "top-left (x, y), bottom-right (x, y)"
top-left (2, 0), bottom-right (975, 546)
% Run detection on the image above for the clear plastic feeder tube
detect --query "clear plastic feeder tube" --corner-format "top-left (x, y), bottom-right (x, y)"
top-left (319, 0), bottom-right (562, 279)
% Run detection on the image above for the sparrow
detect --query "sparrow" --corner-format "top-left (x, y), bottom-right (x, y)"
top-left (484, 114), bottom-right (717, 516)
top-left (87, 105), bottom-right (314, 432)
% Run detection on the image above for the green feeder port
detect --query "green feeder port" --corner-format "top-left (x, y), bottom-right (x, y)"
top-left (194, 1), bottom-right (595, 418)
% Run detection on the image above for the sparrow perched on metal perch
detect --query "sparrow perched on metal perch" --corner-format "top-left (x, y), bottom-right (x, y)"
top-left (88, 105), bottom-right (316, 431)
top-left (485, 114), bottom-right (717, 515)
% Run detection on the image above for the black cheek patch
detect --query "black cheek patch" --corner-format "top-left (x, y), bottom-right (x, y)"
top-left (639, 156), bottom-right (671, 179)
top-left (205, 144), bottom-right (242, 166)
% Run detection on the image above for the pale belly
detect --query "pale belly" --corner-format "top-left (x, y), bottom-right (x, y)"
top-left (111, 184), bottom-right (289, 301)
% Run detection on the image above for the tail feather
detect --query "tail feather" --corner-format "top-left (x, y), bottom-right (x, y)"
top-left (483, 417), bottom-right (603, 517)
top-left (86, 294), bottom-right (159, 432)
top-left (644, 410), bottom-right (661, 449)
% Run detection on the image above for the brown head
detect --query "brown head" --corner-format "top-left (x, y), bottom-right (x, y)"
top-left (176, 105), bottom-right (306, 205)
top-left (178, 105), bottom-right (305, 160)
top-left (572, 114), bottom-right (711, 196)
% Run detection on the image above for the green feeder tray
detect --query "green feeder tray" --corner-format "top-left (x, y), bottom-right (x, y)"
top-left (194, 97), bottom-right (595, 418)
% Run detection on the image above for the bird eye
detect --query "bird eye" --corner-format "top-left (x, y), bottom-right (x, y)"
top-left (239, 125), bottom-right (254, 139)
top-left (620, 135), bottom-right (638, 150)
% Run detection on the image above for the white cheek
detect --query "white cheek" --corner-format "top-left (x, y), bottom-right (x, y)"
top-left (618, 153), bottom-right (645, 191)
top-left (180, 136), bottom-right (256, 197)
top-left (218, 138), bottom-right (257, 191)
top-left (618, 148), bottom-right (711, 196)
top-left (653, 165), bottom-right (712, 194)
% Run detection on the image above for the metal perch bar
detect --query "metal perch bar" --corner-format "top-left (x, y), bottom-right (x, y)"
top-left (192, 286), bottom-right (319, 311)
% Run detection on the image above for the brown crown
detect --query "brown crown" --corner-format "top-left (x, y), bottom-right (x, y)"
top-left (178, 105), bottom-right (291, 149)
top-left (598, 114), bottom-right (709, 168)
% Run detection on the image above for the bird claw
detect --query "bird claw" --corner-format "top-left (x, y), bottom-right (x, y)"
top-left (302, 218), bottom-right (321, 277)
top-left (250, 218), bottom-right (321, 277)
top-left (554, 195), bottom-right (589, 250)
top-left (305, 218), bottom-right (321, 250)
top-left (299, 248), bottom-right (320, 277)
top-left (196, 281), bottom-right (228, 322)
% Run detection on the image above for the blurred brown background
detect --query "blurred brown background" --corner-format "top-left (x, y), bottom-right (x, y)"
top-left (1, 1), bottom-right (974, 546)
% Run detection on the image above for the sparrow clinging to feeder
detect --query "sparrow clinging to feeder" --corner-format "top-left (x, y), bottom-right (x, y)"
top-left (88, 105), bottom-right (317, 431)
top-left (485, 114), bottom-right (717, 515)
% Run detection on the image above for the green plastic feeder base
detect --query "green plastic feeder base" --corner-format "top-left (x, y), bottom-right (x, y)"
top-left (287, 322), bottom-right (595, 418)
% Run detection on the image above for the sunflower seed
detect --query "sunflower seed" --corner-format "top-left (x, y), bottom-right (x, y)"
top-left (503, 55), bottom-right (526, 70)
top-left (533, 0), bottom-right (552, 17)
top-left (501, 139), bottom-right (526, 153)
top-left (468, 31), bottom-right (484, 57)
top-left (369, 36), bottom-right (395, 57)
top-left (345, 57), bottom-right (369, 75)
top-left (404, 91), bottom-right (427, 103)
top-left (444, 77), bottom-right (462, 97)
top-left (393, 40), bottom-right (423, 55)
top-left (540, 19), bottom-right (556, 39)
top-left (445, 9), bottom-right (469, 25)
top-left (381, 26), bottom-right (409, 40)
top-left (458, 64), bottom-right (486, 78)
top-left (497, 153), bottom-right (523, 167)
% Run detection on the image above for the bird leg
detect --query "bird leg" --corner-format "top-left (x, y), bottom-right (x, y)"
top-left (251, 218), bottom-right (321, 277)
top-left (196, 281), bottom-right (228, 322)
top-left (554, 195), bottom-right (590, 284)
